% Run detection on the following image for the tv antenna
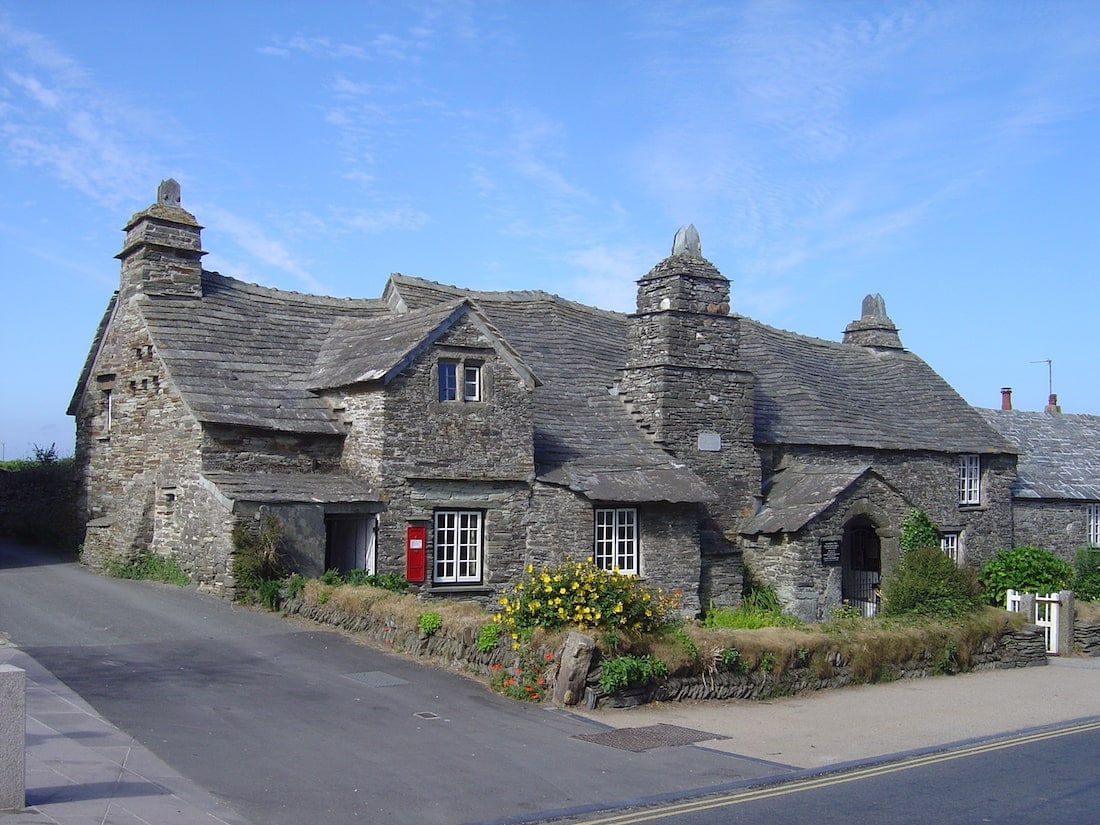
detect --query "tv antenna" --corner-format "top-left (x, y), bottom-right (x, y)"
top-left (1030, 359), bottom-right (1053, 396)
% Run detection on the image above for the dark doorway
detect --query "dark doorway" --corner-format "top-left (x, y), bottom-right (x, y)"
top-left (841, 515), bottom-right (881, 616)
top-left (324, 515), bottom-right (376, 574)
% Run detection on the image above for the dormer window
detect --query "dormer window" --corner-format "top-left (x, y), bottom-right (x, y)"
top-left (463, 364), bottom-right (482, 401)
top-left (438, 362), bottom-right (458, 401)
top-left (438, 360), bottom-right (483, 402)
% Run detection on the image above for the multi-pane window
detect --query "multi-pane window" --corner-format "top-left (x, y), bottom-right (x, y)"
top-left (941, 532), bottom-right (961, 565)
top-left (433, 510), bottom-right (482, 584)
top-left (463, 364), bottom-right (481, 401)
top-left (958, 454), bottom-right (981, 505)
top-left (438, 361), bottom-right (482, 402)
top-left (594, 508), bottom-right (638, 575)
top-left (438, 362), bottom-right (458, 401)
top-left (1088, 504), bottom-right (1100, 547)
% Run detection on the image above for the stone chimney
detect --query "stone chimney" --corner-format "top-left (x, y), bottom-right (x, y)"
top-left (843, 294), bottom-right (903, 350)
top-left (1001, 387), bottom-right (1013, 410)
top-left (117, 179), bottom-right (205, 299)
top-left (1045, 393), bottom-right (1062, 414)
top-left (619, 226), bottom-right (759, 564)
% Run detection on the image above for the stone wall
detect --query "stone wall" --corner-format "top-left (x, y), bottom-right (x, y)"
top-left (72, 298), bottom-right (205, 568)
top-left (0, 463), bottom-right (80, 550)
top-left (1014, 499), bottom-right (1094, 562)
top-left (201, 426), bottom-right (342, 474)
top-left (767, 446), bottom-right (1016, 568)
top-left (284, 596), bottom-right (1049, 706)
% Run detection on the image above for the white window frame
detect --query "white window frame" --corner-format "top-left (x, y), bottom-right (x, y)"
top-left (104, 389), bottom-right (113, 434)
top-left (433, 510), bottom-right (482, 584)
top-left (463, 364), bottom-right (482, 401)
top-left (941, 532), bottom-right (961, 565)
top-left (958, 454), bottom-right (981, 505)
top-left (1088, 504), bottom-right (1100, 547)
top-left (594, 508), bottom-right (639, 575)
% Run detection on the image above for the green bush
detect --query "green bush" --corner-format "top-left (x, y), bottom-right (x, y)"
top-left (882, 545), bottom-right (981, 618)
top-left (476, 623), bottom-right (501, 652)
top-left (899, 509), bottom-right (940, 552)
top-left (495, 558), bottom-right (676, 644)
top-left (702, 605), bottom-right (802, 629)
top-left (598, 654), bottom-right (668, 694)
top-left (335, 569), bottom-right (410, 592)
top-left (980, 546), bottom-right (1072, 606)
top-left (417, 611), bottom-right (442, 636)
top-left (1072, 547), bottom-right (1100, 602)
top-left (106, 551), bottom-right (190, 586)
top-left (231, 515), bottom-right (284, 594)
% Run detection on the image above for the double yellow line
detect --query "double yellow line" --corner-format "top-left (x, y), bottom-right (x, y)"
top-left (573, 719), bottom-right (1100, 825)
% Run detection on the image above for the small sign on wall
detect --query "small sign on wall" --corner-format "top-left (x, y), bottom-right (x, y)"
top-left (697, 431), bottom-right (722, 452)
top-left (820, 539), bottom-right (841, 567)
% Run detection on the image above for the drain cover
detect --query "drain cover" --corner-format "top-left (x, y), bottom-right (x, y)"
top-left (344, 671), bottom-right (409, 688)
top-left (414, 711), bottom-right (440, 720)
top-left (574, 724), bottom-right (725, 752)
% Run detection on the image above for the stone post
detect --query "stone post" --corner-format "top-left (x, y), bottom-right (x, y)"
top-left (552, 631), bottom-right (595, 707)
top-left (1058, 590), bottom-right (1076, 657)
top-left (0, 664), bottom-right (25, 811)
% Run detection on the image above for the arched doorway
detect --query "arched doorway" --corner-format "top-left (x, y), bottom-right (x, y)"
top-left (841, 515), bottom-right (881, 616)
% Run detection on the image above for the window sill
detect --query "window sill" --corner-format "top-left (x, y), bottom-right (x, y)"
top-left (423, 584), bottom-right (492, 596)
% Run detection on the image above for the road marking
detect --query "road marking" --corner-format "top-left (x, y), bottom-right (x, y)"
top-left (572, 719), bottom-right (1100, 825)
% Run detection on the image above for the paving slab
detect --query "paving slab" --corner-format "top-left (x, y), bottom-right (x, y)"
top-left (570, 659), bottom-right (1100, 769)
top-left (0, 646), bottom-right (251, 825)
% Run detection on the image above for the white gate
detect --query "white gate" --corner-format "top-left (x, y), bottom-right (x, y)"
top-left (1005, 589), bottom-right (1061, 654)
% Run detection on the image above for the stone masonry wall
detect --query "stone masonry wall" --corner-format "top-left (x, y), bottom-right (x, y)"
top-left (1014, 499), bottom-right (1095, 562)
top-left (201, 425), bottom-right (343, 474)
top-left (361, 315), bottom-right (536, 597)
top-left (743, 473), bottom-right (908, 622)
top-left (285, 595), bottom-right (1049, 705)
top-left (769, 446), bottom-right (1016, 568)
top-left (73, 298), bottom-right (205, 570)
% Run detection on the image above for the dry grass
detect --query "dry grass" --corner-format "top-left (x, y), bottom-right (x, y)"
top-left (1075, 600), bottom-right (1100, 623)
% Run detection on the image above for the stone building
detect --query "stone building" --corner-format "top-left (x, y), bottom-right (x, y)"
top-left (978, 391), bottom-right (1100, 560)
top-left (69, 182), bottom-right (1021, 619)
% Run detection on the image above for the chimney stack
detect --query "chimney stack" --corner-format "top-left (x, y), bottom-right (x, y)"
top-left (1045, 393), bottom-right (1062, 414)
top-left (1000, 388), bottom-right (1013, 410)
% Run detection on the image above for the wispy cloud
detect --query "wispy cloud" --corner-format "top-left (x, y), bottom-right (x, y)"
top-left (0, 16), bottom-right (168, 208)
top-left (199, 204), bottom-right (325, 293)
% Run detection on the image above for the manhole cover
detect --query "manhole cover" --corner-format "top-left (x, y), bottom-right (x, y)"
top-left (344, 671), bottom-right (409, 688)
top-left (414, 711), bottom-right (440, 720)
top-left (574, 724), bottom-right (725, 752)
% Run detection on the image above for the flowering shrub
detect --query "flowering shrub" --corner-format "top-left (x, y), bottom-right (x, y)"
top-left (490, 651), bottom-right (556, 702)
top-left (495, 558), bottom-right (677, 645)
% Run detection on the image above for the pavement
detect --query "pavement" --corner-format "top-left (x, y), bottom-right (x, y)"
top-left (2, 640), bottom-right (1099, 825)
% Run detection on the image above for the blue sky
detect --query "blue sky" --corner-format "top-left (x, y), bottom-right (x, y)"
top-left (1, 1), bottom-right (1098, 460)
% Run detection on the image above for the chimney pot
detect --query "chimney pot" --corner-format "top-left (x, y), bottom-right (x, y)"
top-left (1000, 387), bottom-right (1013, 410)
top-left (1045, 393), bottom-right (1062, 414)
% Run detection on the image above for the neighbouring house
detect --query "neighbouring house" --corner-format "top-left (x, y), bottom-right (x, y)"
top-left (69, 181), bottom-right (1023, 620)
top-left (978, 390), bottom-right (1100, 561)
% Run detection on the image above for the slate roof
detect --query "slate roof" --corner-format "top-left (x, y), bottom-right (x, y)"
top-left (739, 319), bottom-right (1016, 454)
top-left (139, 272), bottom-right (390, 434)
top-left (201, 471), bottom-right (379, 505)
top-left (976, 409), bottom-right (1100, 500)
top-left (741, 462), bottom-right (876, 535)
top-left (386, 275), bottom-right (716, 504)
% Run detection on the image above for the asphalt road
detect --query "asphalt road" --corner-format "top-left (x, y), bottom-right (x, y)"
top-left (0, 541), bottom-right (786, 825)
top-left (541, 721), bottom-right (1100, 824)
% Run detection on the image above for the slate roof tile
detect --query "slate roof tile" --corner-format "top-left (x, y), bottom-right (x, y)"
top-left (739, 319), bottom-right (1015, 454)
top-left (976, 409), bottom-right (1100, 500)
